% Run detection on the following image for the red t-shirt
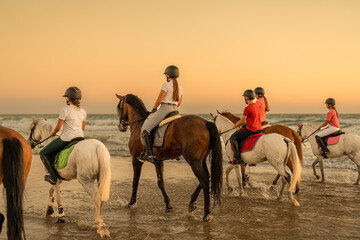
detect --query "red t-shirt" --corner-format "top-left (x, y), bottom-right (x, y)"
top-left (243, 103), bottom-right (262, 132)
top-left (326, 109), bottom-right (339, 128)
top-left (255, 97), bottom-right (266, 122)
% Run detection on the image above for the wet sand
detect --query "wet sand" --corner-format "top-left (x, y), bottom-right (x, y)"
top-left (1, 155), bottom-right (360, 239)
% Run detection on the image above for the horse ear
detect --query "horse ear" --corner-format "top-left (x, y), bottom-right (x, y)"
top-left (296, 124), bottom-right (302, 129)
top-left (45, 116), bottom-right (48, 121)
top-left (32, 116), bottom-right (35, 122)
top-left (216, 109), bottom-right (221, 114)
top-left (209, 113), bottom-right (214, 119)
top-left (115, 94), bottom-right (123, 100)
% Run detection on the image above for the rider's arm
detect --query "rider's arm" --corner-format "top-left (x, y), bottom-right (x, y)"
top-left (50, 119), bottom-right (65, 136)
top-left (318, 120), bottom-right (329, 130)
top-left (82, 121), bottom-right (85, 131)
top-left (177, 95), bottom-right (183, 107)
top-left (153, 90), bottom-right (166, 109)
top-left (233, 115), bottom-right (247, 128)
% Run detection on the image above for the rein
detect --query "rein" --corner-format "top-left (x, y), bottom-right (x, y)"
top-left (298, 125), bottom-right (319, 144)
top-left (219, 128), bottom-right (234, 135)
top-left (118, 95), bottom-right (149, 127)
top-left (28, 122), bottom-right (54, 148)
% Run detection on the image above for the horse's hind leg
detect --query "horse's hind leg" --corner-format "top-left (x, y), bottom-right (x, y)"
top-left (312, 158), bottom-right (320, 180)
top-left (270, 174), bottom-right (281, 191)
top-left (154, 161), bottom-right (173, 212)
top-left (46, 187), bottom-right (55, 216)
top-left (189, 161), bottom-right (210, 213)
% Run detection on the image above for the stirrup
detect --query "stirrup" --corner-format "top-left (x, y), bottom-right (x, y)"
top-left (44, 174), bottom-right (57, 185)
top-left (137, 152), bottom-right (156, 163)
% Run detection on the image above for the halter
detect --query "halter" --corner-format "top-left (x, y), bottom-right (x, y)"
top-left (297, 124), bottom-right (318, 144)
top-left (28, 122), bottom-right (52, 148)
top-left (118, 95), bottom-right (149, 129)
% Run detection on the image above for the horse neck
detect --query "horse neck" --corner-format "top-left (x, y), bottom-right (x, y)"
top-left (215, 116), bottom-right (235, 141)
top-left (38, 121), bottom-right (54, 139)
top-left (221, 113), bottom-right (239, 124)
top-left (126, 104), bottom-right (144, 132)
top-left (303, 125), bottom-right (318, 145)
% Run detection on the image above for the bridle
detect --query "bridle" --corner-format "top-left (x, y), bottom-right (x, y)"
top-left (213, 115), bottom-right (235, 136)
top-left (297, 124), bottom-right (318, 145)
top-left (118, 95), bottom-right (149, 131)
top-left (27, 122), bottom-right (51, 148)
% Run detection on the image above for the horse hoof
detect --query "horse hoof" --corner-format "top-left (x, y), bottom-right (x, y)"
top-left (315, 175), bottom-right (320, 180)
top-left (291, 199), bottom-right (300, 207)
top-left (126, 202), bottom-right (136, 208)
top-left (188, 203), bottom-right (197, 213)
top-left (56, 217), bottom-right (65, 223)
top-left (353, 182), bottom-right (359, 185)
top-left (269, 185), bottom-right (277, 192)
top-left (46, 206), bottom-right (54, 216)
top-left (227, 187), bottom-right (233, 193)
top-left (165, 206), bottom-right (174, 213)
top-left (203, 213), bottom-right (213, 222)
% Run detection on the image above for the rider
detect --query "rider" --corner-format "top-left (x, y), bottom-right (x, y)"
top-left (139, 65), bottom-right (183, 162)
top-left (254, 87), bottom-right (270, 126)
top-left (315, 98), bottom-right (340, 155)
top-left (39, 87), bottom-right (87, 185)
top-left (230, 89), bottom-right (262, 164)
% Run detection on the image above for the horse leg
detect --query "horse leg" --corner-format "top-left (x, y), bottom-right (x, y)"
top-left (77, 177), bottom-right (110, 237)
top-left (189, 161), bottom-right (211, 221)
top-left (189, 160), bottom-right (210, 213)
top-left (154, 162), bottom-right (173, 212)
top-left (318, 158), bottom-right (325, 182)
top-left (234, 164), bottom-right (244, 196)
top-left (270, 174), bottom-right (281, 192)
top-left (54, 180), bottom-right (65, 223)
top-left (128, 159), bottom-right (143, 208)
top-left (225, 165), bottom-right (234, 193)
top-left (312, 158), bottom-right (320, 180)
top-left (277, 177), bottom-right (286, 201)
top-left (46, 186), bottom-right (55, 216)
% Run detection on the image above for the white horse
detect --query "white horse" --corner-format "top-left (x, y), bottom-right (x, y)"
top-left (213, 114), bottom-right (302, 206)
top-left (297, 123), bottom-right (360, 184)
top-left (27, 118), bottom-right (111, 237)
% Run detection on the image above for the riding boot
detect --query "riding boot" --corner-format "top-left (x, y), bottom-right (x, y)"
top-left (138, 130), bottom-right (155, 163)
top-left (230, 137), bottom-right (243, 164)
top-left (40, 155), bottom-right (58, 185)
top-left (315, 136), bottom-right (329, 156)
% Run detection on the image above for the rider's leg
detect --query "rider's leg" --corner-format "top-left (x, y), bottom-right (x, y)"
top-left (139, 130), bottom-right (155, 162)
top-left (315, 126), bottom-right (340, 155)
top-left (229, 128), bottom-right (253, 164)
top-left (315, 135), bottom-right (329, 155)
top-left (40, 137), bottom-right (69, 184)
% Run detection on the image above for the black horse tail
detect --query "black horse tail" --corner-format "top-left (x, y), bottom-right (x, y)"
top-left (2, 138), bottom-right (25, 240)
top-left (206, 121), bottom-right (223, 206)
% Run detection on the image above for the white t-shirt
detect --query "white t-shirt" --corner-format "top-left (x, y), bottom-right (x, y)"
top-left (59, 105), bottom-right (87, 141)
top-left (161, 80), bottom-right (183, 105)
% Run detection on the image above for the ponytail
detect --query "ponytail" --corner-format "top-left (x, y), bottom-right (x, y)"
top-left (172, 78), bottom-right (180, 101)
top-left (72, 99), bottom-right (81, 108)
top-left (264, 96), bottom-right (270, 112)
top-left (331, 106), bottom-right (339, 118)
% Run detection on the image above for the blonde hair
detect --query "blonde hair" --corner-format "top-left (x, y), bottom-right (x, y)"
top-left (172, 78), bottom-right (180, 101)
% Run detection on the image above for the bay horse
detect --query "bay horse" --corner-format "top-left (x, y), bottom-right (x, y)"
top-left (213, 114), bottom-right (301, 206)
top-left (297, 123), bottom-right (360, 184)
top-left (216, 110), bottom-right (303, 192)
top-left (0, 126), bottom-right (32, 240)
top-left (27, 118), bottom-right (111, 237)
top-left (116, 94), bottom-right (223, 221)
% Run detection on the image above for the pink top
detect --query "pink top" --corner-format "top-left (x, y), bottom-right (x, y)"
top-left (255, 97), bottom-right (266, 122)
top-left (326, 109), bottom-right (339, 128)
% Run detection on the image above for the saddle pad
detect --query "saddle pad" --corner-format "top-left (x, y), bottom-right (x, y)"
top-left (159, 115), bottom-right (181, 127)
top-left (241, 133), bottom-right (265, 152)
top-left (54, 145), bottom-right (76, 169)
top-left (326, 135), bottom-right (341, 145)
top-left (141, 123), bottom-right (172, 147)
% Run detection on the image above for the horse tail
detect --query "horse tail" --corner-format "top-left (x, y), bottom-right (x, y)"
top-left (2, 138), bottom-right (25, 240)
top-left (97, 144), bottom-right (111, 202)
top-left (206, 121), bottom-right (223, 206)
top-left (284, 138), bottom-right (302, 193)
top-left (291, 129), bottom-right (304, 166)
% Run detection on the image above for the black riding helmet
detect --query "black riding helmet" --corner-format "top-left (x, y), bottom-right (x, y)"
top-left (63, 87), bottom-right (82, 101)
top-left (325, 98), bottom-right (336, 106)
top-left (164, 65), bottom-right (179, 78)
top-left (254, 87), bottom-right (265, 95)
top-left (243, 89), bottom-right (255, 100)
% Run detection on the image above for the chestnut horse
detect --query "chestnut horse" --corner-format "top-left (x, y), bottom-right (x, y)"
top-left (216, 110), bottom-right (303, 192)
top-left (0, 126), bottom-right (32, 240)
top-left (116, 94), bottom-right (223, 221)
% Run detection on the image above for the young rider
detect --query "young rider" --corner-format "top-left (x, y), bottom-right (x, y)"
top-left (254, 87), bottom-right (270, 126)
top-left (39, 87), bottom-right (86, 185)
top-left (139, 65), bottom-right (183, 162)
top-left (315, 98), bottom-right (340, 155)
top-left (230, 89), bottom-right (262, 164)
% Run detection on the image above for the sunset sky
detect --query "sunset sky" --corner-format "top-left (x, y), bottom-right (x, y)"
top-left (1, 0), bottom-right (359, 114)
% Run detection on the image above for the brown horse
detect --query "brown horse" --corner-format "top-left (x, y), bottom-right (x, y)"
top-left (0, 126), bottom-right (32, 240)
top-left (216, 110), bottom-right (303, 190)
top-left (116, 94), bottom-right (223, 221)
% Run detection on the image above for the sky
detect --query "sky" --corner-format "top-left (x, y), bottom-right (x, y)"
top-left (1, 0), bottom-right (359, 114)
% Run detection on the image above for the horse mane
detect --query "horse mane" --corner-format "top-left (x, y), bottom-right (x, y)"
top-left (118, 94), bottom-right (150, 117)
top-left (217, 110), bottom-right (240, 124)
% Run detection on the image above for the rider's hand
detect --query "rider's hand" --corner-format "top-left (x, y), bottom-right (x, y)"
top-left (151, 107), bottom-right (157, 113)
top-left (50, 132), bottom-right (57, 137)
top-left (232, 124), bottom-right (237, 129)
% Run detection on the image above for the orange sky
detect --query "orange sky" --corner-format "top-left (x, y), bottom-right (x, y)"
top-left (1, 0), bottom-right (359, 114)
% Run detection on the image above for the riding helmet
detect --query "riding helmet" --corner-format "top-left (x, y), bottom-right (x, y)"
top-left (324, 98), bottom-right (336, 106)
top-left (254, 87), bottom-right (265, 95)
top-left (63, 87), bottom-right (82, 100)
top-left (243, 89), bottom-right (255, 100)
top-left (164, 65), bottom-right (179, 78)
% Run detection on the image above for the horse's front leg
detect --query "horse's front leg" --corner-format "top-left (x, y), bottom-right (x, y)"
top-left (54, 180), bottom-right (65, 223)
top-left (225, 165), bottom-right (235, 193)
top-left (318, 158), bottom-right (325, 182)
top-left (154, 161), bottom-right (173, 212)
top-left (46, 186), bottom-right (55, 216)
top-left (234, 164), bottom-right (244, 196)
top-left (127, 158), bottom-right (143, 208)
top-left (312, 158), bottom-right (320, 180)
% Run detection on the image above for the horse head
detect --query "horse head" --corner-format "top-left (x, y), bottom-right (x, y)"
top-left (27, 117), bottom-right (53, 149)
top-left (116, 94), bottom-right (129, 132)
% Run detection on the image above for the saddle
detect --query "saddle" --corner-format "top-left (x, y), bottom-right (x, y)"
top-left (320, 130), bottom-right (344, 146)
top-left (51, 137), bottom-right (85, 173)
top-left (239, 132), bottom-right (264, 152)
top-left (142, 111), bottom-right (181, 148)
